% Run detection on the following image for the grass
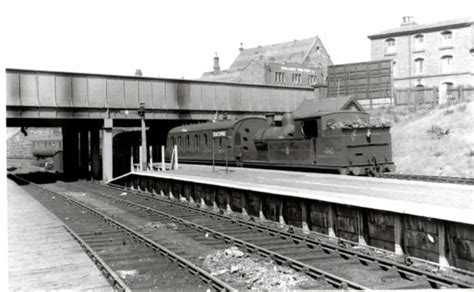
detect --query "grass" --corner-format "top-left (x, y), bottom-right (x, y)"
top-left (370, 99), bottom-right (473, 177)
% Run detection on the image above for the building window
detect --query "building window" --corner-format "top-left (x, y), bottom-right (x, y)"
top-left (186, 135), bottom-right (190, 148)
top-left (308, 75), bottom-right (317, 85)
top-left (204, 133), bottom-right (208, 146)
top-left (275, 72), bottom-right (285, 83)
top-left (414, 34), bottom-right (424, 51)
top-left (386, 38), bottom-right (396, 55)
top-left (414, 58), bottom-right (424, 75)
top-left (441, 55), bottom-right (453, 74)
top-left (291, 73), bottom-right (301, 84)
top-left (441, 31), bottom-right (453, 48)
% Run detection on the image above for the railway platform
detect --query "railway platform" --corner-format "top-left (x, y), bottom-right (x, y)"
top-left (111, 164), bottom-right (474, 271)
top-left (7, 178), bottom-right (112, 291)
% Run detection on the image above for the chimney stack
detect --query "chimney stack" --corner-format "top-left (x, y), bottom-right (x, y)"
top-left (213, 53), bottom-right (220, 72)
top-left (135, 69), bottom-right (143, 76)
top-left (239, 42), bottom-right (244, 53)
top-left (401, 16), bottom-right (416, 26)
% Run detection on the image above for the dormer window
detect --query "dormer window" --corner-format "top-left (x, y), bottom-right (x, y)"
top-left (441, 31), bottom-right (453, 48)
top-left (386, 38), bottom-right (396, 55)
top-left (414, 34), bottom-right (424, 51)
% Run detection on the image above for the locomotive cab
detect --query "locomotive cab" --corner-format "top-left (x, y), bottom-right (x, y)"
top-left (311, 112), bottom-right (394, 175)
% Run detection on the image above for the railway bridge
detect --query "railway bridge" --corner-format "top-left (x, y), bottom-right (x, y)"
top-left (6, 68), bottom-right (317, 180)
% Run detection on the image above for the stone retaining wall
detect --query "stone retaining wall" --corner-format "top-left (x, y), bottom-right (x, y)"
top-left (113, 173), bottom-right (474, 271)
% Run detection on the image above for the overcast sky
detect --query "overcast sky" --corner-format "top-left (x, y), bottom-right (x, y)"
top-left (3, 0), bottom-right (473, 79)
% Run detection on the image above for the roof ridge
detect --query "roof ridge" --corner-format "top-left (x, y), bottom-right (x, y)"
top-left (368, 17), bottom-right (474, 38)
top-left (243, 36), bottom-right (318, 51)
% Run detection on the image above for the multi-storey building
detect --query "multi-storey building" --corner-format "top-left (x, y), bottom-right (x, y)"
top-left (368, 17), bottom-right (474, 98)
top-left (201, 37), bottom-right (333, 87)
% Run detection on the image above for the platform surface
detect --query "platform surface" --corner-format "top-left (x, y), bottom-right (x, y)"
top-left (7, 178), bottom-right (112, 291)
top-left (130, 164), bottom-right (474, 224)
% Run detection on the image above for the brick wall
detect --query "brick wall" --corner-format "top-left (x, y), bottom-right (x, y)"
top-left (7, 131), bottom-right (34, 159)
top-left (371, 24), bottom-right (474, 88)
top-left (7, 128), bottom-right (62, 159)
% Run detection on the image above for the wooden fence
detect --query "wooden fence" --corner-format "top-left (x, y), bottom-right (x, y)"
top-left (393, 86), bottom-right (474, 106)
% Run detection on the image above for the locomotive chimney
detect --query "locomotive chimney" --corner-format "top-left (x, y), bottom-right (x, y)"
top-left (265, 114), bottom-right (275, 127)
top-left (213, 53), bottom-right (220, 72)
top-left (239, 42), bottom-right (244, 53)
top-left (135, 69), bottom-right (143, 76)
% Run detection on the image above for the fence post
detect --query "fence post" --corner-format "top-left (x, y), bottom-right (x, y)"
top-left (161, 145), bottom-right (165, 171)
top-left (149, 145), bottom-right (153, 171)
top-left (139, 146), bottom-right (143, 171)
top-left (130, 147), bottom-right (134, 172)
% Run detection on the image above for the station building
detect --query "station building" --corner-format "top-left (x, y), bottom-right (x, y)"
top-left (368, 17), bottom-right (474, 96)
top-left (201, 37), bottom-right (333, 87)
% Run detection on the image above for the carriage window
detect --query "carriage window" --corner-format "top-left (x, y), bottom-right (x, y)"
top-left (195, 134), bottom-right (200, 147)
top-left (302, 120), bottom-right (319, 137)
top-left (178, 136), bottom-right (182, 147)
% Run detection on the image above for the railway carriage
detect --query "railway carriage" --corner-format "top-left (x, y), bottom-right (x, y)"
top-left (166, 117), bottom-right (267, 165)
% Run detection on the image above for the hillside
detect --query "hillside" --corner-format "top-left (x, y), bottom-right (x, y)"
top-left (371, 100), bottom-right (474, 177)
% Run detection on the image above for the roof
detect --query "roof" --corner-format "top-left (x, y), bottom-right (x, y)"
top-left (293, 95), bottom-right (365, 119)
top-left (368, 17), bottom-right (474, 39)
top-left (229, 37), bottom-right (320, 71)
top-left (168, 117), bottom-right (265, 134)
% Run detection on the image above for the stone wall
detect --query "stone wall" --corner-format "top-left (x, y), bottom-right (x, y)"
top-left (114, 174), bottom-right (474, 270)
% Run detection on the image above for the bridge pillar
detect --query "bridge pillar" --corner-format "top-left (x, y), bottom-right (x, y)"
top-left (62, 126), bottom-right (80, 178)
top-left (90, 129), bottom-right (101, 180)
top-left (102, 119), bottom-right (113, 182)
top-left (79, 129), bottom-right (89, 179)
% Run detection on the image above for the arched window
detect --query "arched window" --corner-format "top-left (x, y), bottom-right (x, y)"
top-left (441, 31), bottom-right (453, 47)
top-left (441, 55), bottom-right (453, 73)
top-left (186, 135), bottom-right (190, 148)
top-left (204, 133), bottom-right (208, 147)
top-left (392, 61), bottom-right (397, 78)
top-left (414, 58), bottom-right (424, 75)
top-left (414, 34), bottom-right (424, 51)
top-left (386, 38), bottom-right (396, 55)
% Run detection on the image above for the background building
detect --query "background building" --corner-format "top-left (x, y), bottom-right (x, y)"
top-left (368, 17), bottom-right (474, 101)
top-left (201, 37), bottom-right (333, 86)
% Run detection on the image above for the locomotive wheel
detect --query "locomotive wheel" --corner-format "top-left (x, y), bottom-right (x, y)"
top-left (338, 168), bottom-right (348, 175)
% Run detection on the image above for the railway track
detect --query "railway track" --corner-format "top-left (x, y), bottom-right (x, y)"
top-left (49, 178), bottom-right (473, 289)
top-left (8, 174), bottom-right (236, 291)
top-left (377, 173), bottom-right (474, 185)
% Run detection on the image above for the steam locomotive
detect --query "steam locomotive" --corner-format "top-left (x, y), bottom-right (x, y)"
top-left (166, 100), bottom-right (395, 176)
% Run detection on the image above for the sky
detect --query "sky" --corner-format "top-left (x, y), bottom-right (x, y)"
top-left (0, 0), bottom-right (473, 286)
top-left (2, 0), bottom-right (474, 79)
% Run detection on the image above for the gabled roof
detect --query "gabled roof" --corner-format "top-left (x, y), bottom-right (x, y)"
top-left (293, 95), bottom-right (365, 120)
top-left (229, 37), bottom-right (322, 71)
top-left (368, 17), bottom-right (473, 39)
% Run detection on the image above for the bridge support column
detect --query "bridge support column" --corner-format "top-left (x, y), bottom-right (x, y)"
top-left (90, 129), bottom-right (101, 180)
top-left (62, 126), bottom-right (80, 178)
top-left (102, 119), bottom-right (113, 182)
top-left (79, 129), bottom-right (89, 179)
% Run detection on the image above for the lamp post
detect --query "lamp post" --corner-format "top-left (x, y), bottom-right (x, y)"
top-left (138, 102), bottom-right (147, 171)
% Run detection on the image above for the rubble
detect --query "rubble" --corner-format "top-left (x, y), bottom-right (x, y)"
top-left (202, 247), bottom-right (324, 290)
